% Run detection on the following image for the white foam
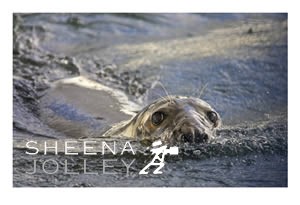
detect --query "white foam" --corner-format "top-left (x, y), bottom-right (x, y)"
top-left (56, 76), bottom-right (142, 116)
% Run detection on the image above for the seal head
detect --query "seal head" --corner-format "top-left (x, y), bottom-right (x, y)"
top-left (104, 96), bottom-right (221, 144)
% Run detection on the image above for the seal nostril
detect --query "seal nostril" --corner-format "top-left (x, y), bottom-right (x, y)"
top-left (181, 134), bottom-right (193, 143)
top-left (194, 132), bottom-right (209, 143)
top-left (203, 134), bottom-right (209, 141)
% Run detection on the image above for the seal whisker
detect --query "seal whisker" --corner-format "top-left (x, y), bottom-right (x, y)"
top-left (198, 83), bottom-right (208, 98)
top-left (155, 81), bottom-right (172, 103)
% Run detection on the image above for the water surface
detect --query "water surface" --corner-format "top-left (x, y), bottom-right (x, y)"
top-left (13, 13), bottom-right (287, 187)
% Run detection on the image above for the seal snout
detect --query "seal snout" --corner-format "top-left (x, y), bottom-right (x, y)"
top-left (177, 122), bottom-right (209, 144)
top-left (181, 132), bottom-right (209, 143)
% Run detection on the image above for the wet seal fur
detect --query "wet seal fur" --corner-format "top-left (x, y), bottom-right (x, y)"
top-left (104, 96), bottom-right (221, 145)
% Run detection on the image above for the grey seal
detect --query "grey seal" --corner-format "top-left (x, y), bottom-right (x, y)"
top-left (104, 96), bottom-right (221, 144)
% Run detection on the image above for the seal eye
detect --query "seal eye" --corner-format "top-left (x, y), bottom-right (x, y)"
top-left (207, 111), bottom-right (218, 124)
top-left (151, 111), bottom-right (165, 126)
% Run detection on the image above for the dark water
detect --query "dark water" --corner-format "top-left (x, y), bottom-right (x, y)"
top-left (13, 13), bottom-right (287, 187)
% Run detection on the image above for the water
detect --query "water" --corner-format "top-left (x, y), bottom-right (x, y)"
top-left (13, 13), bottom-right (287, 187)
